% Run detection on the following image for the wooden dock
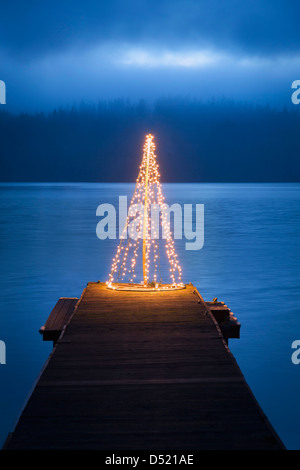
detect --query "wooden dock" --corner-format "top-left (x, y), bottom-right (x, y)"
top-left (4, 282), bottom-right (284, 449)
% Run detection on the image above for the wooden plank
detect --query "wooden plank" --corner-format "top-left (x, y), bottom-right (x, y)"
top-left (206, 303), bottom-right (230, 322)
top-left (39, 297), bottom-right (78, 342)
top-left (5, 283), bottom-right (285, 450)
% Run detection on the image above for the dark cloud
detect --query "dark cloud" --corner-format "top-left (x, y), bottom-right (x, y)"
top-left (1, 0), bottom-right (299, 112)
top-left (1, 0), bottom-right (300, 59)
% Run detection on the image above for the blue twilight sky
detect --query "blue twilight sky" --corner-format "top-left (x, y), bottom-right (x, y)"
top-left (1, 0), bottom-right (300, 112)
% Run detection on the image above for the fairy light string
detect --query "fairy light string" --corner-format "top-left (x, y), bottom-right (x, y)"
top-left (107, 134), bottom-right (183, 290)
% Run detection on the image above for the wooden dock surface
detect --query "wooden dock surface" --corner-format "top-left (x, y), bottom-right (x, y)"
top-left (5, 282), bottom-right (284, 449)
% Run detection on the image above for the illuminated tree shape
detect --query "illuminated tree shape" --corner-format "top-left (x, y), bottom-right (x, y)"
top-left (107, 134), bottom-right (184, 290)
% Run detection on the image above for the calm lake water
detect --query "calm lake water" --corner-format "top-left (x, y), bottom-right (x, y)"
top-left (0, 183), bottom-right (299, 449)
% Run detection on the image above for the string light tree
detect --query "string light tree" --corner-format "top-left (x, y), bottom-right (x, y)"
top-left (106, 134), bottom-right (185, 291)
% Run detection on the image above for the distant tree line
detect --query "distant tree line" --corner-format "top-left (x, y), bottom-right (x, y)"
top-left (0, 98), bottom-right (299, 182)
